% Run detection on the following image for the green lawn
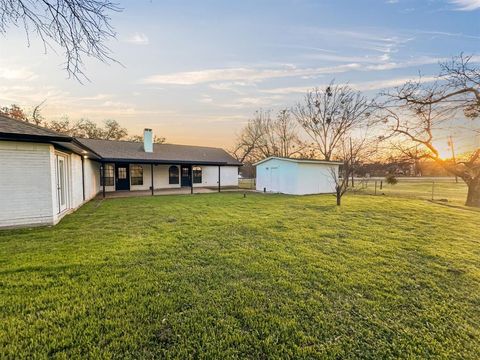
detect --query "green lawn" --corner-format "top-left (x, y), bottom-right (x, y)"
top-left (1, 193), bottom-right (479, 359)
top-left (355, 178), bottom-right (469, 207)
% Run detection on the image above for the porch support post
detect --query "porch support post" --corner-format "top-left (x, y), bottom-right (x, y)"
top-left (101, 163), bottom-right (106, 199)
top-left (218, 165), bottom-right (221, 192)
top-left (190, 165), bottom-right (194, 194)
top-left (151, 163), bottom-right (154, 196)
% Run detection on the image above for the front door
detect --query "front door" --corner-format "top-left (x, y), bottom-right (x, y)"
top-left (115, 164), bottom-right (130, 190)
top-left (56, 154), bottom-right (68, 213)
top-left (181, 165), bottom-right (191, 187)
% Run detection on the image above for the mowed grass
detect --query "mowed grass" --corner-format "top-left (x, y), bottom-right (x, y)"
top-left (1, 193), bottom-right (479, 359)
top-left (356, 178), bottom-right (469, 206)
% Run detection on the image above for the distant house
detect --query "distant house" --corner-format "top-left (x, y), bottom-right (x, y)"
top-left (0, 115), bottom-right (241, 228)
top-left (254, 157), bottom-right (342, 195)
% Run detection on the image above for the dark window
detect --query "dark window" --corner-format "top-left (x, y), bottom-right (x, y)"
top-left (131, 165), bottom-right (143, 185)
top-left (100, 164), bottom-right (114, 186)
top-left (118, 167), bottom-right (127, 179)
top-left (193, 166), bottom-right (202, 183)
top-left (169, 166), bottom-right (179, 184)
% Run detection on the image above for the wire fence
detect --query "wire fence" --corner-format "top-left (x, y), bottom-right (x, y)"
top-left (350, 177), bottom-right (469, 206)
top-left (239, 178), bottom-right (256, 190)
top-left (239, 177), bottom-right (469, 206)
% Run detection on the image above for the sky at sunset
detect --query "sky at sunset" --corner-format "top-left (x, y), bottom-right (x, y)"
top-left (0, 0), bottom-right (479, 150)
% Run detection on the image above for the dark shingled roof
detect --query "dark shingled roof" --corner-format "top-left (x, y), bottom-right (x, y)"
top-left (75, 138), bottom-right (242, 166)
top-left (0, 114), bottom-right (241, 165)
top-left (0, 114), bottom-right (72, 141)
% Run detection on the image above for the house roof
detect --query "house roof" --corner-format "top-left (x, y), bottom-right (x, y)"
top-left (253, 156), bottom-right (343, 166)
top-left (0, 114), bottom-right (72, 142)
top-left (0, 114), bottom-right (241, 165)
top-left (75, 138), bottom-right (242, 166)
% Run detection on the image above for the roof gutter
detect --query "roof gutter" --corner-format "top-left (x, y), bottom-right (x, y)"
top-left (253, 156), bottom-right (343, 166)
top-left (0, 133), bottom-right (73, 143)
top-left (99, 158), bottom-right (241, 166)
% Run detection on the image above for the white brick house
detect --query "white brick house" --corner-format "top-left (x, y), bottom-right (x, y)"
top-left (0, 115), bottom-right (241, 228)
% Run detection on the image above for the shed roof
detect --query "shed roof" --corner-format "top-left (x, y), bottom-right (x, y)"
top-left (253, 156), bottom-right (343, 166)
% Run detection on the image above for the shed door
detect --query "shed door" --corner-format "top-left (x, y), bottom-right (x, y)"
top-left (270, 166), bottom-right (279, 192)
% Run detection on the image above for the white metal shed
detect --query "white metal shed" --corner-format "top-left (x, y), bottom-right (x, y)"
top-left (254, 157), bottom-right (342, 195)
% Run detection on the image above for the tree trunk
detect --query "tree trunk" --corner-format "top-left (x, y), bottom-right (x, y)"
top-left (336, 187), bottom-right (341, 206)
top-left (465, 178), bottom-right (480, 207)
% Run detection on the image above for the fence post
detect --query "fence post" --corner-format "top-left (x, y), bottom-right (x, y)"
top-left (431, 181), bottom-right (435, 201)
top-left (375, 180), bottom-right (377, 195)
top-left (380, 180), bottom-right (383, 190)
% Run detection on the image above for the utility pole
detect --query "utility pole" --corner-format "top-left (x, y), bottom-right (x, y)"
top-left (350, 137), bottom-right (354, 187)
top-left (448, 135), bottom-right (458, 183)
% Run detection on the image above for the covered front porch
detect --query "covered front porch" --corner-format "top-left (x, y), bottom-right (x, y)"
top-left (98, 162), bottom-right (239, 198)
top-left (95, 187), bottom-right (225, 199)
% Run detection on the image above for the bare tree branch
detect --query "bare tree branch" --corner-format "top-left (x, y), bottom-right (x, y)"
top-left (0, 0), bottom-right (122, 81)
top-left (292, 81), bottom-right (374, 161)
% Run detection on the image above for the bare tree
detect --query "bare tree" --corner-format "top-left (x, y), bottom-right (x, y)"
top-left (0, 0), bottom-right (121, 81)
top-left (231, 111), bottom-right (267, 163)
top-left (379, 55), bottom-right (480, 207)
top-left (292, 81), bottom-right (373, 161)
top-left (395, 54), bottom-right (479, 118)
top-left (330, 137), bottom-right (377, 206)
top-left (31, 100), bottom-right (46, 125)
top-left (47, 117), bottom-right (123, 139)
top-left (231, 109), bottom-right (308, 163)
top-left (128, 134), bottom-right (166, 144)
top-left (0, 104), bottom-right (29, 121)
top-left (269, 109), bottom-right (308, 158)
top-left (102, 119), bottom-right (127, 140)
top-left (1, 102), bottom-right (46, 125)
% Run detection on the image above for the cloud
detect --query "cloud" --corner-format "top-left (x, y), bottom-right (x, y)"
top-left (294, 27), bottom-right (414, 56)
top-left (218, 96), bottom-right (284, 109)
top-left (0, 64), bottom-right (37, 81)
top-left (450, 0), bottom-right (480, 10)
top-left (142, 64), bottom-right (362, 85)
top-left (125, 32), bottom-right (149, 45)
top-left (142, 55), bottom-right (442, 89)
top-left (261, 76), bottom-right (437, 95)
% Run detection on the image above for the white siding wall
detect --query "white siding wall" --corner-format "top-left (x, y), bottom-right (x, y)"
top-left (103, 163), bottom-right (239, 191)
top-left (296, 163), bottom-right (338, 195)
top-left (154, 165), bottom-right (182, 189)
top-left (0, 141), bottom-right (55, 227)
top-left (255, 158), bottom-right (338, 195)
top-left (52, 153), bottom-right (101, 224)
top-left (70, 153), bottom-right (84, 209)
top-left (69, 155), bottom-right (100, 206)
top-left (194, 165), bottom-right (238, 187)
top-left (256, 159), bottom-right (298, 194)
top-left (84, 159), bottom-right (100, 199)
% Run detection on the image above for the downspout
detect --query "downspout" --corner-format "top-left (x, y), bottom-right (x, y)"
top-left (81, 155), bottom-right (86, 201)
top-left (102, 163), bottom-right (106, 199)
top-left (218, 165), bottom-right (221, 192)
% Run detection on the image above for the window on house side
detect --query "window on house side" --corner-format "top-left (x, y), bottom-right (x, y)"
top-left (131, 165), bottom-right (143, 185)
top-left (100, 164), bottom-right (114, 186)
top-left (193, 166), bottom-right (202, 183)
top-left (169, 166), bottom-right (179, 184)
